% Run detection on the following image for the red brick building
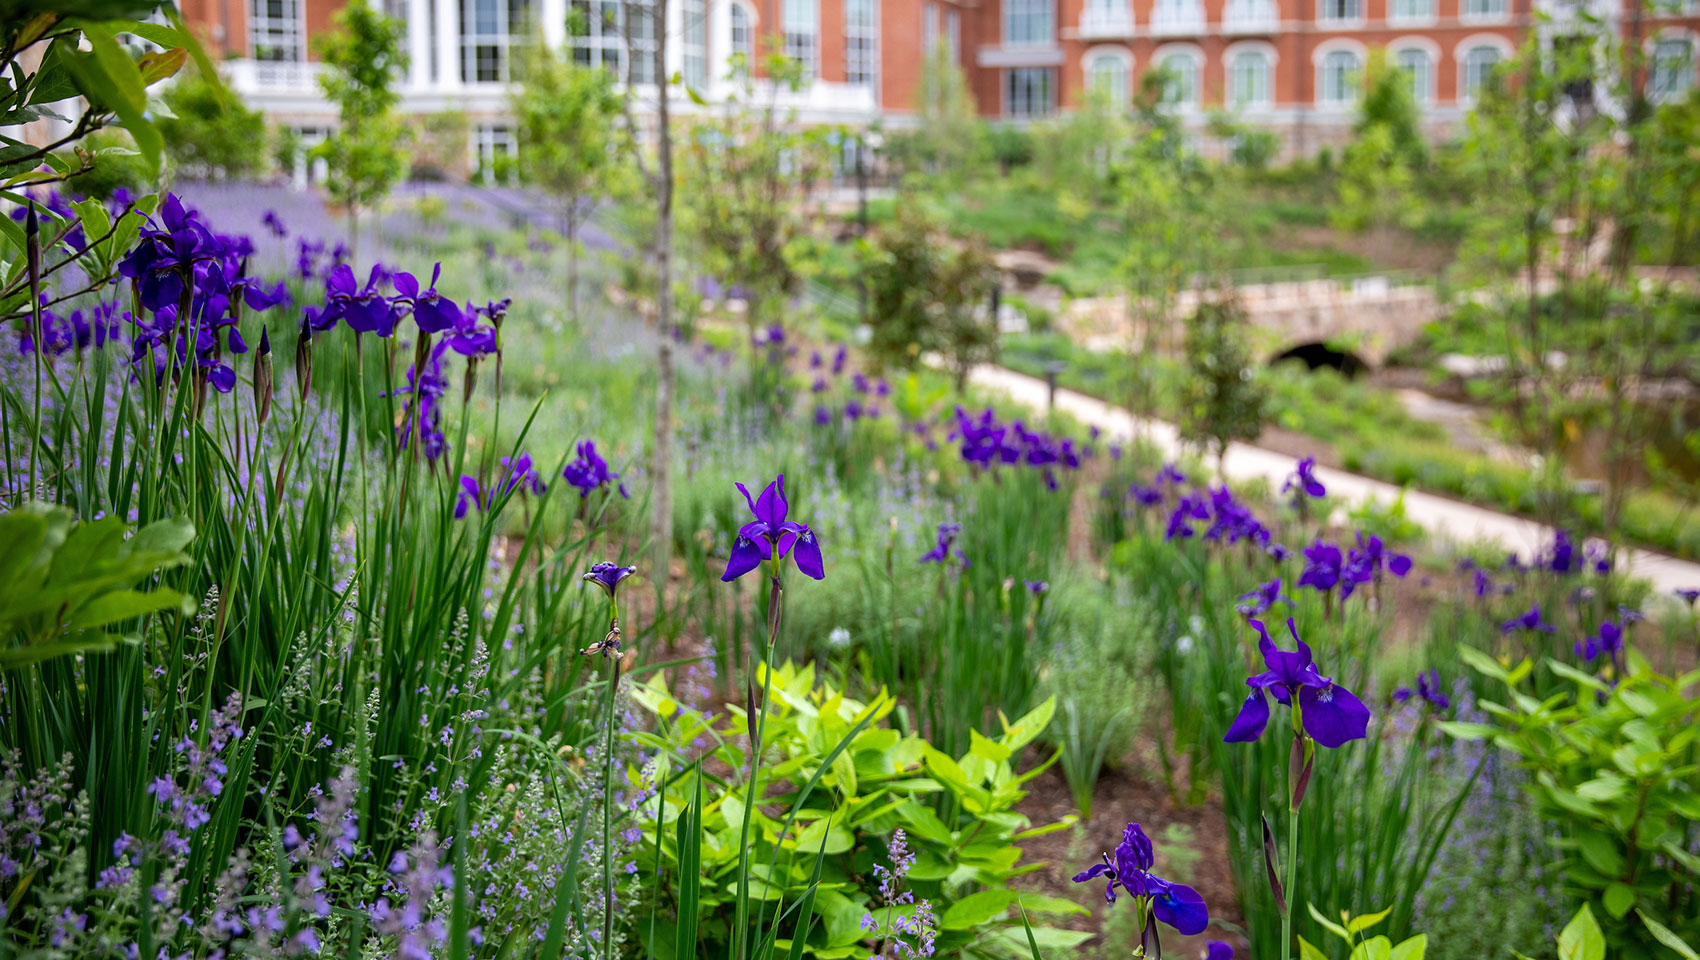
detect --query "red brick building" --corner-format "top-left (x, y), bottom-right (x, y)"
top-left (183, 0), bottom-right (1699, 163)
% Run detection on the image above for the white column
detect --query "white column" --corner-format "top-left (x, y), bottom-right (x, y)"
top-left (436, 0), bottom-right (462, 88)
top-left (541, 0), bottom-right (567, 49)
top-left (409, 0), bottom-right (432, 89)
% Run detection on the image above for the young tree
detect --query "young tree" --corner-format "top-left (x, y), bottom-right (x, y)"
top-left (1176, 297), bottom-right (1266, 472)
top-left (314, 3), bottom-right (409, 268)
top-left (681, 49), bottom-right (829, 346)
top-left (1333, 49), bottom-right (1424, 233)
top-left (158, 64), bottom-right (267, 181)
top-left (861, 202), bottom-right (998, 390)
top-left (890, 41), bottom-right (986, 182)
top-left (512, 36), bottom-right (624, 317)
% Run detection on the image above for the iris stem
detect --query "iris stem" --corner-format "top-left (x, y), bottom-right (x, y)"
top-left (1283, 803), bottom-right (1298, 960)
top-left (601, 596), bottom-right (622, 960)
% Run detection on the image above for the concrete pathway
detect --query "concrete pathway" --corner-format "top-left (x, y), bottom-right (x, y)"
top-left (968, 364), bottom-right (1700, 595)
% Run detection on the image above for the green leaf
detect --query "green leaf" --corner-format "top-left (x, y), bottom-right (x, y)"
top-left (1389, 934), bottom-right (1428, 960)
top-left (1458, 645), bottom-right (1508, 681)
top-left (1347, 905), bottom-right (1394, 934)
top-left (1574, 831), bottom-right (1625, 877)
top-left (1012, 894), bottom-right (1088, 917)
top-left (1637, 909), bottom-right (1700, 960)
top-left (1602, 883), bottom-right (1636, 919)
top-left (1558, 904), bottom-right (1605, 960)
top-left (1436, 721), bottom-right (1498, 742)
top-left (1308, 903), bottom-right (1352, 943)
top-left (1575, 775), bottom-right (1628, 803)
top-left (999, 695), bottom-right (1056, 752)
top-left (676, 773), bottom-right (701, 960)
top-left (1015, 900), bottom-right (1046, 960)
top-left (68, 588), bottom-right (191, 630)
top-left (1299, 936), bottom-right (1331, 960)
top-left (941, 889), bottom-right (1019, 930)
top-left (1351, 935), bottom-right (1393, 960)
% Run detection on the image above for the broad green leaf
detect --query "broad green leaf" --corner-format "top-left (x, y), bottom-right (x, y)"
top-left (1308, 902), bottom-right (1352, 943)
top-left (68, 587), bottom-right (191, 629)
top-left (1558, 904), bottom-right (1605, 960)
top-left (1575, 831), bottom-right (1625, 876)
top-left (999, 695), bottom-right (1056, 752)
top-left (1350, 935), bottom-right (1392, 960)
top-left (941, 888), bottom-right (1019, 930)
top-left (1389, 934), bottom-right (1428, 960)
top-left (1012, 894), bottom-right (1087, 917)
top-left (1602, 883), bottom-right (1636, 919)
top-left (1437, 721), bottom-right (1498, 742)
top-left (970, 728), bottom-right (1012, 764)
top-left (1299, 936), bottom-right (1331, 960)
top-left (1458, 645), bottom-right (1508, 680)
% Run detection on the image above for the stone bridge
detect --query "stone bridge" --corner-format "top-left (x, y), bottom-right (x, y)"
top-left (1058, 275), bottom-right (1441, 370)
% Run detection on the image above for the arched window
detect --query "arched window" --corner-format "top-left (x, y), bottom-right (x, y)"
top-left (1228, 50), bottom-right (1270, 106)
top-left (1318, 49), bottom-right (1360, 104)
top-left (1160, 51), bottom-right (1200, 106)
top-left (1461, 45), bottom-right (1501, 99)
top-left (1086, 52), bottom-right (1131, 104)
top-left (1650, 36), bottom-right (1696, 100)
top-left (1395, 47), bottom-right (1432, 102)
top-left (730, 4), bottom-right (755, 62)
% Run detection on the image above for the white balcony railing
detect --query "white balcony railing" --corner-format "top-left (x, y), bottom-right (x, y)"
top-left (1149, 4), bottom-right (1206, 34)
top-left (223, 58), bottom-right (326, 95)
top-left (1222, 0), bottom-right (1278, 31)
top-left (1079, 5), bottom-right (1136, 37)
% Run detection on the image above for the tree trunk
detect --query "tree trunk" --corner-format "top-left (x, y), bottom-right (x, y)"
top-left (565, 201), bottom-right (580, 322)
top-left (649, 0), bottom-right (677, 588)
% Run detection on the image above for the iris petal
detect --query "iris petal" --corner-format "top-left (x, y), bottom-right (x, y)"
top-left (755, 475), bottom-right (788, 528)
top-left (1223, 689), bottom-right (1270, 742)
top-left (721, 536), bottom-right (768, 582)
top-left (792, 531), bottom-right (825, 580)
top-left (1149, 877), bottom-right (1209, 935)
top-left (1299, 683), bottom-right (1370, 748)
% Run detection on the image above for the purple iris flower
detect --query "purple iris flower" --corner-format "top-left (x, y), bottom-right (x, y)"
top-left (1546, 530), bottom-right (1578, 575)
top-left (721, 474), bottom-right (825, 582)
top-left (393, 263), bottom-right (465, 334)
top-left (809, 350), bottom-right (822, 369)
top-left (454, 476), bottom-right (485, 519)
top-left (582, 562), bottom-right (637, 598)
top-left (1282, 456), bottom-right (1326, 500)
top-left (1349, 533), bottom-right (1412, 580)
top-left (1207, 943), bottom-right (1234, 960)
top-left (499, 453), bottom-right (545, 496)
top-left (1393, 670), bottom-right (1450, 710)
top-left (1223, 618), bottom-right (1370, 749)
top-left (1155, 463), bottom-right (1186, 487)
top-left (1472, 569), bottom-right (1493, 598)
top-left (1677, 587), bottom-right (1700, 607)
top-left (1071, 823), bottom-right (1208, 938)
top-left (919, 522), bottom-right (965, 566)
top-left (1574, 620), bottom-right (1624, 666)
top-left (1237, 578), bottom-right (1286, 617)
top-left (1128, 484), bottom-right (1164, 509)
top-left (811, 377), bottom-right (828, 394)
top-left (812, 405), bottom-right (832, 426)
top-left (326, 264), bottom-right (394, 337)
top-left (1297, 541), bottom-right (1344, 594)
top-left (1165, 494), bottom-right (1210, 540)
top-left (562, 441), bottom-right (627, 499)
top-left (831, 345), bottom-right (847, 374)
top-left (1025, 580), bottom-right (1049, 596)
top-left (1501, 603), bottom-right (1555, 635)
top-left (261, 210), bottom-right (287, 237)
top-left (852, 372), bottom-right (871, 394)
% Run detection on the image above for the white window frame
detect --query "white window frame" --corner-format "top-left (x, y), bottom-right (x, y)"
top-left (682, 0), bottom-right (707, 88)
top-left (461, 0), bottom-right (530, 84)
top-left (728, 2), bottom-right (756, 63)
top-left (1004, 66), bottom-right (1055, 117)
top-left (472, 124), bottom-right (516, 183)
top-left (1316, 0), bottom-right (1361, 25)
top-left (1315, 43), bottom-right (1363, 105)
top-left (1460, 0), bottom-right (1509, 23)
top-left (1156, 45), bottom-right (1203, 108)
top-left (1390, 39), bottom-right (1438, 101)
top-left (783, 0), bottom-right (819, 75)
top-left (846, 0), bottom-right (878, 87)
top-left (1003, 0), bottom-right (1054, 48)
top-left (1084, 47), bottom-right (1133, 105)
top-left (1387, 0), bottom-right (1434, 25)
top-left (1648, 32), bottom-right (1697, 101)
top-left (250, 0), bottom-right (305, 62)
top-left (1225, 42), bottom-right (1276, 107)
top-left (1456, 35), bottom-right (1513, 102)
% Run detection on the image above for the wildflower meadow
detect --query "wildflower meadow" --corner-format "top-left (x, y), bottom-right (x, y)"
top-left (3, 7), bottom-right (1700, 960)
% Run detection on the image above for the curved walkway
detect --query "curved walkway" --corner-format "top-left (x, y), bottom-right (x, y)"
top-left (969, 364), bottom-right (1700, 595)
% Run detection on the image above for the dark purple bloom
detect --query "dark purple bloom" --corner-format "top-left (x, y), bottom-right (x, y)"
top-left (1071, 823), bottom-right (1208, 937)
top-left (1223, 618), bottom-right (1370, 749)
top-left (261, 210), bottom-right (287, 237)
top-left (1501, 604), bottom-right (1555, 635)
top-left (1575, 620), bottom-right (1624, 666)
top-left (1546, 530), bottom-right (1579, 575)
top-left (1128, 483), bottom-right (1164, 508)
top-left (1298, 541), bottom-right (1344, 594)
top-left (1237, 578), bottom-right (1285, 617)
top-left (1282, 456), bottom-right (1326, 500)
top-left (1025, 580), bottom-right (1048, 595)
top-left (582, 562), bottom-right (637, 598)
top-left (919, 522), bottom-right (965, 566)
top-left (1393, 670), bottom-right (1450, 710)
top-left (454, 476), bottom-right (485, 519)
top-left (392, 263), bottom-right (464, 334)
top-left (562, 441), bottom-right (627, 499)
top-left (1207, 943), bottom-right (1234, 960)
top-left (1472, 569), bottom-right (1493, 598)
top-left (498, 453), bottom-right (545, 496)
top-left (1349, 532), bottom-right (1412, 580)
top-left (721, 474), bottom-right (825, 582)
top-left (812, 405), bottom-right (832, 426)
top-left (1677, 587), bottom-right (1700, 607)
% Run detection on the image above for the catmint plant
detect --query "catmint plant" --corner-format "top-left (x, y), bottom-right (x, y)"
top-left (860, 829), bottom-right (939, 959)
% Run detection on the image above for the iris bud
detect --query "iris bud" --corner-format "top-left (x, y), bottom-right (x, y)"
top-left (254, 326), bottom-right (273, 426)
top-left (295, 313), bottom-right (313, 402)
